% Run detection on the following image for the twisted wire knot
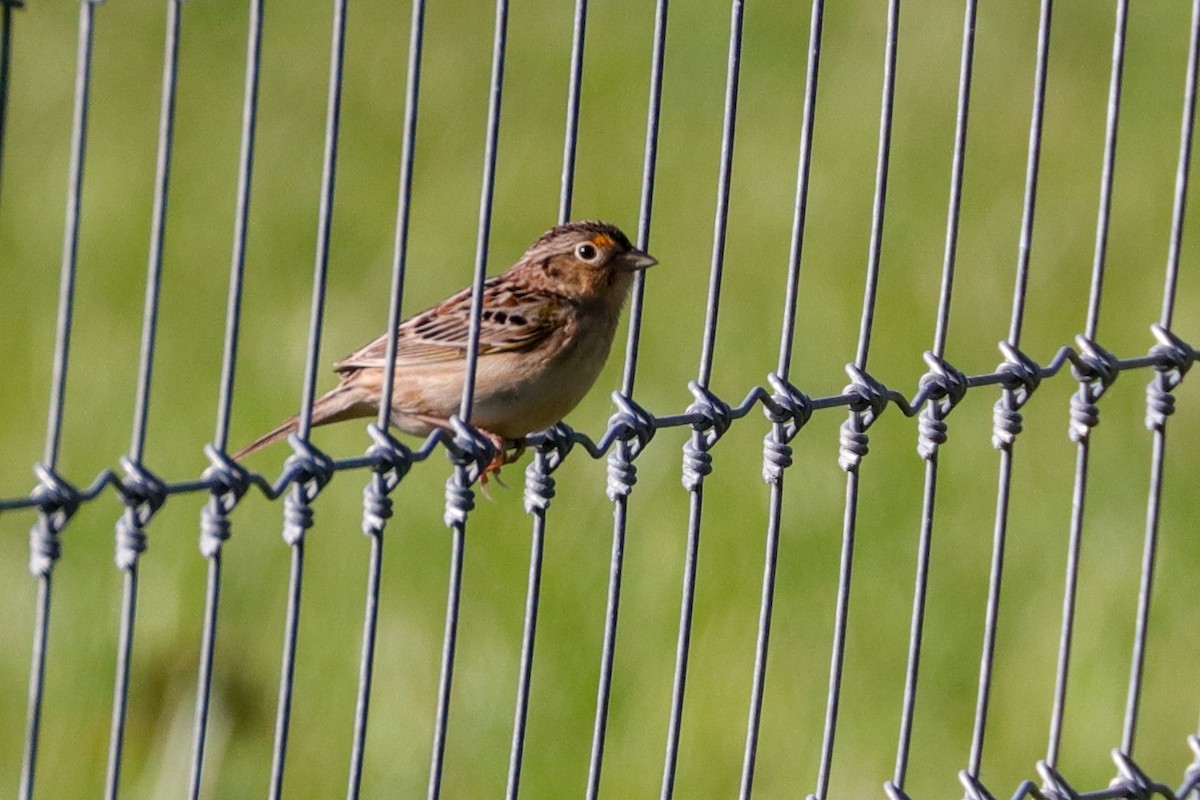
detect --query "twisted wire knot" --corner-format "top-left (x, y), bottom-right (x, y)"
top-left (680, 382), bottom-right (731, 491)
top-left (882, 780), bottom-right (914, 800)
top-left (1067, 336), bottom-right (1118, 444)
top-left (761, 435), bottom-right (793, 484)
top-left (443, 473), bottom-right (475, 527)
top-left (992, 342), bottom-right (1041, 450)
top-left (281, 435), bottom-right (334, 545)
top-left (762, 372), bottom-right (813, 434)
top-left (199, 444), bottom-right (251, 557)
top-left (837, 364), bottom-right (887, 472)
top-left (681, 441), bottom-right (712, 492)
top-left (957, 772), bottom-right (998, 800)
top-left (1035, 760), bottom-right (1078, 800)
top-left (760, 373), bottom-right (811, 484)
top-left (916, 353), bottom-right (967, 460)
top-left (360, 424), bottom-right (411, 537)
top-left (606, 454), bottom-right (637, 501)
top-left (605, 392), bottom-right (655, 501)
top-left (445, 415), bottom-right (496, 485)
top-left (28, 463), bottom-right (80, 577)
top-left (114, 457), bottom-right (167, 570)
top-left (606, 392), bottom-right (656, 459)
top-left (362, 478), bottom-right (394, 537)
top-left (1145, 325), bottom-right (1194, 432)
top-left (1109, 750), bottom-right (1157, 800)
top-left (523, 423), bottom-right (575, 514)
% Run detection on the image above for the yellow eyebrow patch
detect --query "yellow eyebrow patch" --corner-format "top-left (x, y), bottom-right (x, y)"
top-left (591, 234), bottom-right (616, 249)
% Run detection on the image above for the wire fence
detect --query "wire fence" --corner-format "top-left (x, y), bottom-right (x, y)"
top-left (1, 0), bottom-right (1198, 798)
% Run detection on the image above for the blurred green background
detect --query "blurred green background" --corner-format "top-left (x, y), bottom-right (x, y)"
top-left (2, 0), bottom-right (1199, 797)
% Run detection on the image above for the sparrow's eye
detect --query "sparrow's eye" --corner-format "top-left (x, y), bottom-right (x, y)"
top-left (575, 243), bottom-right (598, 261)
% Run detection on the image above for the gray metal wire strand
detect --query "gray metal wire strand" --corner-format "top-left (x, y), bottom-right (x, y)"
top-left (586, 3), bottom-right (668, 796)
top-left (505, 3), bottom-right (586, 797)
top-left (1120, 0), bottom-right (1200, 760)
top-left (814, 3), bottom-right (900, 798)
top-left (1046, 0), bottom-right (1128, 770)
top-left (739, 3), bottom-right (823, 797)
top-left (20, 3), bottom-right (96, 797)
top-left (889, 0), bottom-right (976, 793)
top-left (104, 4), bottom-right (183, 798)
top-left (346, 3), bottom-right (425, 799)
top-left (188, 3), bottom-right (263, 797)
top-left (660, 3), bottom-right (743, 798)
top-left (269, 0), bottom-right (349, 797)
top-left (0, 0), bottom-right (19, 207)
top-left (428, 3), bottom-right (508, 798)
top-left (966, 0), bottom-right (1053, 782)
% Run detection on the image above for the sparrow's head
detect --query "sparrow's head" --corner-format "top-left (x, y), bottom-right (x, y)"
top-left (518, 220), bottom-right (657, 301)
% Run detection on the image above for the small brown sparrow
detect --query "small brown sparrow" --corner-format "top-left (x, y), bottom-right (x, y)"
top-left (234, 221), bottom-right (656, 473)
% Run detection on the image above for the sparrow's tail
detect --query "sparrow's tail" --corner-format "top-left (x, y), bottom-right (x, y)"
top-left (233, 382), bottom-right (374, 460)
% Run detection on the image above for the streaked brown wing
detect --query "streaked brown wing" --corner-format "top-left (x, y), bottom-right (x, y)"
top-left (333, 277), bottom-right (568, 372)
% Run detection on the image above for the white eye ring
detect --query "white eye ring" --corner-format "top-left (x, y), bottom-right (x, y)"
top-left (576, 243), bottom-right (598, 261)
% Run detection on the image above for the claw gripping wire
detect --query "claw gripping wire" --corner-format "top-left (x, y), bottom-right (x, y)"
top-left (524, 422), bottom-right (574, 514)
top-left (681, 382), bottom-right (732, 492)
top-left (200, 444), bottom-right (251, 558)
top-left (1067, 335), bottom-right (1119, 444)
top-left (916, 352), bottom-right (968, 461)
top-left (114, 457), bottom-right (167, 570)
top-left (837, 364), bottom-right (888, 472)
top-left (362, 424), bottom-right (411, 537)
top-left (992, 341), bottom-right (1042, 450)
top-left (28, 463), bottom-right (81, 577)
top-left (760, 372), bottom-right (812, 484)
top-left (605, 392), bottom-right (655, 501)
top-left (281, 434), bottom-right (334, 545)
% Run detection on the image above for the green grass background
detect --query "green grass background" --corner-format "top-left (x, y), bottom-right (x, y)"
top-left (2, 0), bottom-right (1200, 797)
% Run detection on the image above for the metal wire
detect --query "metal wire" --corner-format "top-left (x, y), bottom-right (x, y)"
top-left (1046, 0), bottom-right (1128, 770)
top-left (3, 3), bottom-right (1200, 798)
top-left (814, 1), bottom-right (900, 797)
top-left (269, 0), bottom-right (350, 795)
top-left (966, 0), bottom-right (1053, 783)
top-left (0, 0), bottom-right (19, 207)
top-left (586, 0), bottom-right (668, 795)
top-left (506, 2), bottom-right (586, 796)
top-left (428, 1), bottom-right (509, 797)
top-left (739, 3), bottom-right (823, 796)
top-left (20, 2), bottom-right (96, 796)
top-left (1120, 0), bottom-right (1200, 761)
top-left (888, 1), bottom-right (976, 793)
top-left (188, 1), bottom-right (263, 796)
top-left (659, 2), bottom-right (743, 797)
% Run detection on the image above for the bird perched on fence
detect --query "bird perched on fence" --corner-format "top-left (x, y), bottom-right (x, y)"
top-left (234, 220), bottom-right (656, 478)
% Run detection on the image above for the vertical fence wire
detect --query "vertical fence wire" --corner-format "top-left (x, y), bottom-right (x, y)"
top-left (0, 0), bottom-right (18, 206)
top-left (188, 0), bottom-right (263, 796)
top-left (887, 1), bottom-right (976, 794)
top-left (659, 2), bottom-right (743, 798)
top-left (965, 0), bottom-right (1053, 784)
top-left (739, 2), bottom-right (823, 797)
top-left (20, 2), bottom-right (97, 797)
top-left (427, 1), bottom-right (508, 797)
top-left (813, 1), bottom-right (900, 797)
top-left (586, 1), bottom-right (668, 795)
top-left (1045, 0), bottom-right (1127, 770)
top-left (1120, 0), bottom-right (1200, 760)
top-left (505, 2), bottom-right (586, 797)
top-left (104, 3), bottom-right (182, 797)
top-left (268, 0), bottom-right (349, 796)
top-left (345, 2), bottom-right (425, 798)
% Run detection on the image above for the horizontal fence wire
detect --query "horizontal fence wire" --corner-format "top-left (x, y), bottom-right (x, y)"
top-left (1, 0), bottom-right (1199, 798)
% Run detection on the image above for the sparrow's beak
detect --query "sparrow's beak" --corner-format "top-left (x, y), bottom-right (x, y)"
top-left (617, 248), bottom-right (658, 272)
